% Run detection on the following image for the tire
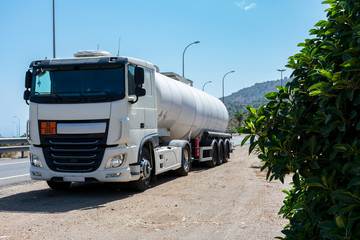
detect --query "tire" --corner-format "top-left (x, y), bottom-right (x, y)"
top-left (205, 142), bottom-right (218, 168)
top-left (223, 140), bottom-right (230, 163)
top-left (47, 180), bottom-right (71, 190)
top-left (175, 145), bottom-right (191, 176)
top-left (130, 147), bottom-right (152, 191)
top-left (217, 140), bottom-right (224, 165)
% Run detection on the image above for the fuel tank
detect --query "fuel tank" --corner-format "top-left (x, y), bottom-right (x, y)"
top-left (155, 72), bottom-right (229, 140)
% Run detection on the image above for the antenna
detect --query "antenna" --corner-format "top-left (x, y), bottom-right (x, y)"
top-left (117, 37), bottom-right (121, 56)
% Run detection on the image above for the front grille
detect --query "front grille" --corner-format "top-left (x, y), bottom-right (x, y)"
top-left (39, 120), bottom-right (108, 173)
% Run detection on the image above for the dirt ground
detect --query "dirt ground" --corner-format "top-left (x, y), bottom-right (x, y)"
top-left (0, 146), bottom-right (291, 240)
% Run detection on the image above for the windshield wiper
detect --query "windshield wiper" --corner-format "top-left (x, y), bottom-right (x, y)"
top-left (32, 91), bottom-right (116, 103)
top-left (32, 93), bottom-right (62, 103)
top-left (82, 91), bottom-right (112, 101)
top-left (55, 91), bottom-right (112, 102)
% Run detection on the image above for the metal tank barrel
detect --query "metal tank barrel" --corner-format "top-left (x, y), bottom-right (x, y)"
top-left (155, 72), bottom-right (229, 140)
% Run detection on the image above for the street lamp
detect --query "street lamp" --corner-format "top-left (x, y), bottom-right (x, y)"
top-left (277, 69), bottom-right (286, 87)
top-left (222, 71), bottom-right (235, 103)
top-left (182, 41), bottom-right (200, 77)
top-left (202, 81), bottom-right (212, 91)
top-left (13, 116), bottom-right (20, 137)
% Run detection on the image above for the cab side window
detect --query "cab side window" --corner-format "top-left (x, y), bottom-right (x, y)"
top-left (144, 69), bottom-right (152, 95)
top-left (128, 65), bottom-right (135, 95)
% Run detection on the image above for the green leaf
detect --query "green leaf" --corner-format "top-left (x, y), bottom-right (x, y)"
top-left (308, 82), bottom-right (329, 91)
top-left (328, 107), bottom-right (343, 119)
top-left (293, 173), bottom-right (301, 188)
top-left (347, 177), bottom-right (360, 188)
top-left (241, 135), bottom-right (251, 146)
top-left (321, 121), bottom-right (340, 136)
top-left (319, 69), bottom-right (332, 79)
top-left (308, 135), bottom-right (317, 155)
top-left (325, 114), bottom-right (332, 124)
top-left (319, 220), bottom-right (337, 229)
top-left (256, 116), bottom-right (265, 125)
top-left (336, 215), bottom-right (347, 228)
top-left (356, 121), bottom-right (360, 130)
top-left (309, 160), bottom-right (320, 169)
top-left (249, 107), bottom-right (256, 115)
top-left (249, 140), bottom-right (257, 154)
top-left (321, 0), bottom-right (336, 4)
top-left (334, 144), bottom-right (347, 152)
top-left (344, 88), bottom-right (355, 101)
top-left (264, 92), bottom-right (279, 100)
top-left (282, 189), bottom-right (290, 195)
top-left (342, 54), bottom-right (352, 62)
top-left (310, 90), bottom-right (322, 96)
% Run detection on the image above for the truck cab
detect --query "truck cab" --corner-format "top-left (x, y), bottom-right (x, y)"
top-left (24, 51), bottom-right (162, 190)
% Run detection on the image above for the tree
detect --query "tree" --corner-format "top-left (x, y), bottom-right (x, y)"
top-left (234, 110), bottom-right (246, 127)
top-left (239, 0), bottom-right (360, 239)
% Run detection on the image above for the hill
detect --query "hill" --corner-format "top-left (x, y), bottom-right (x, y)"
top-left (224, 77), bottom-right (291, 131)
top-left (224, 77), bottom-right (291, 117)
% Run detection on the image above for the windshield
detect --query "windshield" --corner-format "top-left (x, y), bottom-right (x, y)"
top-left (30, 66), bottom-right (125, 103)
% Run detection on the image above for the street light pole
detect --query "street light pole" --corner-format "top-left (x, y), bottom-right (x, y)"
top-left (11, 122), bottom-right (18, 138)
top-left (13, 116), bottom-right (20, 137)
top-left (53, 0), bottom-right (56, 58)
top-left (182, 41), bottom-right (200, 77)
top-left (202, 81), bottom-right (212, 91)
top-left (222, 71), bottom-right (235, 103)
top-left (277, 69), bottom-right (286, 87)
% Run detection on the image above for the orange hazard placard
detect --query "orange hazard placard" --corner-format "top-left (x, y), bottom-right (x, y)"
top-left (41, 122), bottom-right (56, 135)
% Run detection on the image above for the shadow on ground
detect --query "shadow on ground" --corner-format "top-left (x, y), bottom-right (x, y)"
top-left (0, 172), bottom-right (188, 214)
top-left (0, 161), bottom-right (216, 214)
top-left (0, 182), bottom-right (135, 213)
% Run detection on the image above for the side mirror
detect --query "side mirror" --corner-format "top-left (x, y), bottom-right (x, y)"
top-left (134, 67), bottom-right (144, 85)
top-left (25, 70), bottom-right (32, 89)
top-left (135, 86), bottom-right (146, 97)
top-left (24, 89), bottom-right (30, 105)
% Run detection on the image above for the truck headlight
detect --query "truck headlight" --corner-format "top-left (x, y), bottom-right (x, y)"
top-left (105, 154), bottom-right (126, 169)
top-left (30, 153), bottom-right (43, 168)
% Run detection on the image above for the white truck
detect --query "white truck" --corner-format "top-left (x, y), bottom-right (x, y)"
top-left (23, 50), bottom-right (232, 191)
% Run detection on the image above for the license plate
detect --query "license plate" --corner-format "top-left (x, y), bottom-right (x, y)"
top-left (63, 176), bottom-right (85, 182)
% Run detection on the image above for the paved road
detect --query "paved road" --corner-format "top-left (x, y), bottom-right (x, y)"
top-left (0, 158), bottom-right (30, 187)
top-left (232, 135), bottom-right (247, 147)
top-left (0, 135), bottom-right (247, 187)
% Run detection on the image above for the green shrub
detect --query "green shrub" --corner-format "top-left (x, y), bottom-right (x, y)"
top-left (238, 0), bottom-right (360, 239)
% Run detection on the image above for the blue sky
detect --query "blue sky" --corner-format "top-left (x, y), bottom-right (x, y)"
top-left (0, 0), bottom-right (328, 137)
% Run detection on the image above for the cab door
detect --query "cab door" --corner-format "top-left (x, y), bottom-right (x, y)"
top-left (127, 66), bottom-right (157, 143)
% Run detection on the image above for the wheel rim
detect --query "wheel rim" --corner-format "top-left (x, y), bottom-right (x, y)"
top-left (183, 148), bottom-right (190, 171)
top-left (140, 157), bottom-right (152, 180)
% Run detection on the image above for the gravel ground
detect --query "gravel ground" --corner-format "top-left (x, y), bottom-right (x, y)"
top-left (0, 146), bottom-right (291, 240)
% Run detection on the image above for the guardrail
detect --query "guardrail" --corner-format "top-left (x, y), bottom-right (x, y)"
top-left (0, 138), bottom-right (29, 158)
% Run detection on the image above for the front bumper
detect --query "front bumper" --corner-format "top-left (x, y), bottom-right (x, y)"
top-left (29, 145), bottom-right (140, 182)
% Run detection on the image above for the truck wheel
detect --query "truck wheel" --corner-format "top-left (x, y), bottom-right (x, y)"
top-left (175, 145), bottom-right (191, 176)
top-left (130, 147), bottom-right (152, 191)
top-left (217, 141), bottom-right (224, 165)
top-left (47, 180), bottom-right (71, 190)
top-left (206, 143), bottom-right (218, 168)
top-left (223, 141), bottom-right (230, 163)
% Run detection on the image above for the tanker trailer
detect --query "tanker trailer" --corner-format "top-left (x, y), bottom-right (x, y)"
top-left (23, 51), bottom-right (233, 191)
